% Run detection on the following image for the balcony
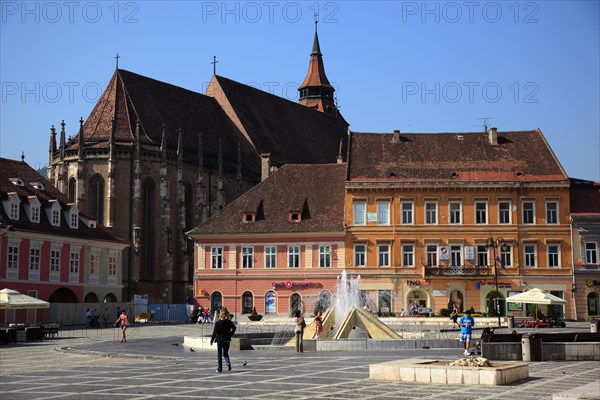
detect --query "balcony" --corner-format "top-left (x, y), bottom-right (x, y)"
top-left (424, 265), bottom-right (492, 277)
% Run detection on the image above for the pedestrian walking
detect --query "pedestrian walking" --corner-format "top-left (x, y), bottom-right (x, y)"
top-left (459, 309), bottom-right (475, 355)
top-left (450, 305), bottom-right (459, 328)
top-left (210, 310), bottom-right (237, 373)
top-left (116, 309), bottom-right (128, 343)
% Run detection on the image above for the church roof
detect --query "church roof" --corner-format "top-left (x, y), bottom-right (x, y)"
top-left (0, 157), bottom-right (127, 243)
top-left (299, 29), bottom-right (333, 90)
top-left (348, 130), bottom-right (569, 183)
top-left (188, 163), bottom-right (347, 236)
top-left (65, 69), bottom-right (259, 170)
top-left (208, 75), bottom-right (347, 166)
top-left (570, 179), bottom-right (600, 215)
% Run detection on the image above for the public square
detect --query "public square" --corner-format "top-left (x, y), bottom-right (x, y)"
top-left (1, 322), bottom-right (599, 400)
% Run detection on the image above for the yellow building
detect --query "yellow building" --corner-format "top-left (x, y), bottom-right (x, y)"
top-left (345, 128), bottom-right (574, 319)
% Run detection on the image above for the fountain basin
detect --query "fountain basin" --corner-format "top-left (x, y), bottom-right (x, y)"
top-left (370, 358), bottom-right (529, 386)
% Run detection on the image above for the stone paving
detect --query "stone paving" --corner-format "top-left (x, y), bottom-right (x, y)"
top-left (1, 323), bottom-right (599, 399)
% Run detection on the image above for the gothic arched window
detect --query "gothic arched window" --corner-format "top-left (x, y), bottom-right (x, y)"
top-left (90, 175), bottom-right (105, 223)
top-left (68, 177), bottom-right (76, 203)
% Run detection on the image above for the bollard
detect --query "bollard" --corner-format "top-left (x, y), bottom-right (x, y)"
top-left (508, 316), bottom-right (515, 329)
top-left (521, 335), bottom-right (531, 361)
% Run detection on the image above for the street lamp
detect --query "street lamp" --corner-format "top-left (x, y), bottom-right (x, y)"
top-left (486, 237), bottom-right (510, 327)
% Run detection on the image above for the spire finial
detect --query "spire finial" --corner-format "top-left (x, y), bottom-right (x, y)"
top-left (211, 55), bottom-right (219, 75)
top-left (314, 10), bottom-right (319, 30)
top-left (115, 53), bottom-right (120, 69)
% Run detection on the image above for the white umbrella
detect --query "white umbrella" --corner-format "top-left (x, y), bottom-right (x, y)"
top-left (0, 288), bottom-right (49, 309)
top-left (506, 288), bottom-right (567, 305)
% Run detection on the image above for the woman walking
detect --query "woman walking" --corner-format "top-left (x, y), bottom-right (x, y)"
top-left (210, 310), bottom-right (237, 372)
top-left (116, 309), bottom-right (128, 343)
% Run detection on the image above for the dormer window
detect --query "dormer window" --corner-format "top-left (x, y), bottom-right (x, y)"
top-left (9, 177), bottom-right (24, 186)
top-left (26, 196), bottom-right (41, 223)
top-left (243, 212), bottom-right (256, 223)
top-left (31, 204), bottom-right (40, 223)
top-left (49, 202), bottom-right (61, 227)
top-left (69, 206), bottom-right (79, 229)
top-left (8, 194), bottom-right (20, 220)
top-left (30, 182), bottom-right (44, 190)
top-left (289, 211), bottom-right (301, 222)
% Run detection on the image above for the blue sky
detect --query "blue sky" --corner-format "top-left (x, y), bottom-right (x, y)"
top-left (1, 1), bottom-right (599, 180)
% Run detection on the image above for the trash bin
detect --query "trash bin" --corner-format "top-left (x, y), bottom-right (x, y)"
top-left (592, 320), bottom-right (600, 333)
top-left (508, 316), bottom-right (515, 328)
top-left (521, 332), bottom-right (542, 361)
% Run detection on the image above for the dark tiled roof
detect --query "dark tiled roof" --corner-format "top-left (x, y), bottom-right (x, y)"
top-left (210, 75), bottom-right (347, 166)
top-left (570, 179), bottom-right (600, 215)
top-left (65, 69), bottom-right (260, 172)
top-left (348, 130), bottom-right (568, 182)
top-left (0, 157), bottom-right (127, 243)
top-left (299, 31), bottom-right (333, 89)
top-left (188, 163), bottom-right (347, 235)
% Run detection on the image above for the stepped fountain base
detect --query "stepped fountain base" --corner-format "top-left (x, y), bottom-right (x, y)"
top-left (370, 358), bottom-right (529, 386)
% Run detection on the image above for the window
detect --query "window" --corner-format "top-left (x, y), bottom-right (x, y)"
top-left (498, 201), bottom-right (511, 224)
top-left (265, 246), bottom-right (277, 269)
top-left (548, 245), bottom-right (560, 267)
top-left (9, 200), bottom-right (19, 220)
top-left (450, 245), bottom-right (462, 267)
top-left (51, 203), bottom-right (61, 227)
top-left (426, 244), bottom-right (437, 266)
top-left (319, 245), bottom-right (331, 268)
top-left (475, 202), bottom-right (487, 224)
top-left (108, 250), bottom-right (117, 276)
top-left (354, 244), bottom-right (366, 267)
top-left (50, 245), bottom-right (61, 273)
top-left (585, 242), bottom-right (598, 265)
top-left (500, 245), bottom-right (512, 267)
top-left (288, 245), bottom-right (300, 268)
top-left (69, 247), bottom-right (80, 283)
top-left (29, 242), bottom-right (41, 280)
top-left (90, 175), bottom-right (105, 223)
top-left (90, 248), bottom-right (100, 275)
top-left (378, 244), bottom-right (390, 267)
top-left (7, 240), bottom-right (19, 279)
top-left (524, 244), bottom-right (537, 268)
top-left (523, 201), bottom-right (535, 224)
top-left (425, 202), bottom-right (437, 224)
top-left (546, 201), bottom-right (558, 224)
top-left (449, 202), bottom-right (461, 224)
top-left (353, 202), bottom-right (366, 225)
top-left (211, 246), bottom-right (223, 269)
top-left (31, 205), bottom-right (40, 223)
top-left (402, 244), bottom-right (414, 267)
top-left (476, 245), bottom-right (488, 267)
top-left (401, 202), bottom-right (413, 224)
top-left (242, 246), bottom-right (254, 269)
top-left (377, 202), bottom-right (390, 224)
top-left (68, 178), bottom-right (76, 202)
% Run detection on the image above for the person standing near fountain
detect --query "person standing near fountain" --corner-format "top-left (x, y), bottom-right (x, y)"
top-left (294, 310), bottom-right (306, 352)
top-left (314, 312), bottom-right (323, 339)
top-left (459, 310), bottom-right (475, 355)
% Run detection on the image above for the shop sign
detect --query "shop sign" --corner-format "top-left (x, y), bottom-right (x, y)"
top-left (407, 280), bottom-right (430, 286)
top-left (433, 290), bottom-right (447, 297)
top-left (476, 281), bottom-right (511, 289)
top-left (272, 282), bottom-right (323, 289)
top-left (587, 280), bottom-right (600, 287)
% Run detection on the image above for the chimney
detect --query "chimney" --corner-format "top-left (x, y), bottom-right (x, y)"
top-left (261, 153), bottom-right (271, 182)
top-left (336, 139), bottom-right (343, 164)
top-left (488, 127), bottom-right (498, 145)
top-left (392, 129), bottom-right (400, 143)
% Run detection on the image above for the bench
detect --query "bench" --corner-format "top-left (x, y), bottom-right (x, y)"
top-left (42, 323), bottom-right (60, 339)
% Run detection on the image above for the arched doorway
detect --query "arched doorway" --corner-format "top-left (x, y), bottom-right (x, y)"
top-left (84, 292), bottom-right (99, 303)
top-left (265, 291), bottom-right (277, 314)
top-left (242, 291), bottom-right (253, 314)
top-left (588, 292), bottom-right (599, 316)
top-left (49, 287), bottom-right (78, 303)
top-left (314, 290), bottom-right (331, 314)
top-left (486, 290), bottom-right (505, 317)
top-left (407, 289), bottom-right (428, 310)
top-left (103, 293), bottom-right (117, 303)
top-left (450, 290), bottom-right (464, 312)
top-left (290, 293), bottom-right (302, 316)
top-left (211, 292), bottom-right (222, 311)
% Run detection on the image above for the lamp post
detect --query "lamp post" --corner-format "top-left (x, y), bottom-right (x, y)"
top-left (486, 237), bottom-right (508, 328)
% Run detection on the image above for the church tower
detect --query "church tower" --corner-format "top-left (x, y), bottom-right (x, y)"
top-left (298, 17), bottom-right (336, 115)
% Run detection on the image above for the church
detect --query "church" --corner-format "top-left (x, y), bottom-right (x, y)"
top-left (46, 22), bottom-right (348, 303)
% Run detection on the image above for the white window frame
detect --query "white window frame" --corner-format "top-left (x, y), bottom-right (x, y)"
top-left (378, 244), bottom-right (390, 267)
top-left (51, 203), bottom-right (61, 227)
top-left (49, 244), bottom-right (61, 282)
top-left (29, 241), bottom-right (41, 280)
top-left (546, 201), bottom-right (558, 224)
top-left (500, 245), bottom-right (513, 267)
top-left (498, 201), bottom-right (511, 224)
top-left (89, 247), bottom-right (100, 284)
top-left (288, 245), bottom-right (300, 268)
top-left (353, 202), bottom-right (366, 225)
top-left (70, 209), bottom-right (79, 229)
top-left (401, 202), bottom-right (414, 224)
top-left (319, 245), bottom-right (331, 268)
top-left (7, 239), bottom-right (20, 279)
top-left (211, 246), bottom-right (223, 269)
top-left (585, 242), bottom-right (598, 265)
top-left (402, 244), bottom-right (415, 267)
top-left (354, 243), bottom-right (366, 267)
top-left (426, 244), bottom-right (438, 266)
top-left (524, 244), bottom-right (537, 268)
top-left (377, 202), bottom-right (390, 225)
top-left (476, 245), bottom-right (488, 267)
top-left (548, 244), bottom-right (560, 268)
top-left (449, 201), bottom-right (462, 224)
top-left (69, 246), bottom-right (80, 283)
top-left (265, 246), bottom-right (277, 269)
top-left (425, 202), bottom-right (437, 224)
top-left (475, 201), bottom-right (488, 224)
top-left (108, 250), bottom-right (117, 285)
top-left (522, 201), bottom-right (535, 224)
top-left (450, 245), bottom-right (462, 267)
top-left (31, 204), bottom-right (40, 223)
top-left (242, 246), bottom-right (254, 269)
top-left (9, 197), bottom-right (20, 220)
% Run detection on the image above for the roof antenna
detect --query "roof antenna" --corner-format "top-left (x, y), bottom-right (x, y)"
top-left (475, 117), bottom-right (493, 132)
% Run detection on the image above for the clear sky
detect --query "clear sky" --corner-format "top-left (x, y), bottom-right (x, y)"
top-left (1, 1), bottom-right (598, 181)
